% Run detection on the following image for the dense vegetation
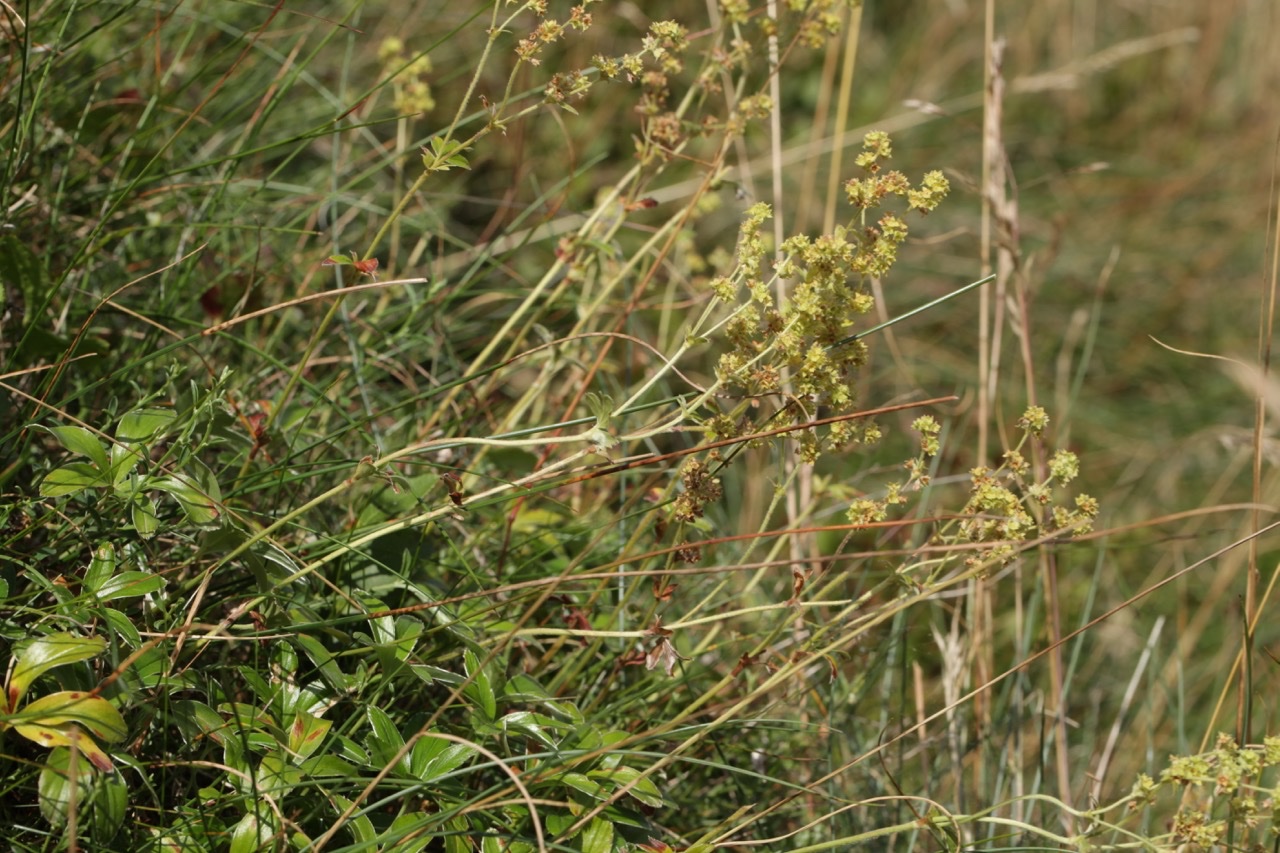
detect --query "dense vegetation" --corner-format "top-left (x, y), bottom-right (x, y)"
top-left (2, 1), bottom-right (1277, 850)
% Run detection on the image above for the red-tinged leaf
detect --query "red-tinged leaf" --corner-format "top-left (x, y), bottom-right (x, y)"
top-left (645, 617), bottom-right (671, 638)
top-left (245, 411), bottom-right (268, 443)
top-left (638, 839), bottom-right (674, 853)
top-left (351, 257), bottom-right (379, 277)
top-left (791, 567), bottom-right (807, 600)
top-left (563, 606), bottom-right (591, 633)
top-left (618, 649), bottom-right (647, 668)
top-left (288, 710), bottom-right (332, 760)
top-left (645, 637), bottom-right (685, 677)
top-left (200, 285), bottom-right (226, 318)
top-left (652, 579), bottom-right (677, 601)
top-left (732, 652), bottom-right (759, 678)
top-left (440, 472), bottom-right (465, 506)
top-left (82, 736), bottom-right (116, 771)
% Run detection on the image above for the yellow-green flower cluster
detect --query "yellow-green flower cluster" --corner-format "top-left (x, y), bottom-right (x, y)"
top-left (379, 38), bottom-right (435, 116)
top-left (953, 408), bottom-right (1099, 567)
top-left (711, 134), bottom-right (951, 465)
top-left (901, 415), bottom-right (940, 488)
top-left (1142, 734), bottom-right (1280, 848)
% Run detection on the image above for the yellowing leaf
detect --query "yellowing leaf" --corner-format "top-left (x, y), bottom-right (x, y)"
top-left (13, 722), bottom-right (115, 771)
top-left (20, 691), bottom-right (127, 742)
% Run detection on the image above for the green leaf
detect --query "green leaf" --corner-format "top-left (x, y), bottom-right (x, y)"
top-left (390, 616), bottom-right (423, 662)
top-left (115, 408), bottom-right (176, 443)
top-left (37, 742), bottom-right (81, 824)
top-left (588, 766), bottom-right (664, 808)
top-left (332, 795), bottom-right (376, 844)
top-left (92, 757), bottom-right (129, 839)
top-left (172, 699), bottom-right (226, 743)
top-left (408, 731), bottom-right (443, 777)
top-left (463, 649), bottom-right (497, 721)
top-left (108, 443), bottom-right (144, 487)
top-left (559, 772), bottom-right (605, 799)
top-left (444, 816), bottom-right (473, 853)
top-left (45, 425), bottom-right (110, 469)
top-left (331, 734), bottom-right (370, 765)
top-left (38, 746), bottom-right (88, 827)
top-left (423, 135), bottom-right (471, 171)
top-left (300, 753), bottom-right (357, 780)
top-left (545, 811), bottom-right (576, 836)
top-left (413, 735), bottom-right (477, 782)
top-left (37, 745), bottom-right (126, 836)
top-left (503, 673), bottom-right (551, 701)
top-left (505, 673), bottom-right (584, 721)
top-left (579, 817), bottom-right (614, 853)
top-left (386, 814), bottom-right (432, 853)
top-left (131, 495), bottom-right (160, 538)
top-left (292, 634), bottom-right (348, 693)
top-left (229, 811), bottom-right (276, 853)
top-left (97, 606), bottom-right (142, 648)
top-left (584, 392), bottom-right (614, 429)
top-left (95, 570), bottom-right (165, 602)
top-left (259, 751), bottom-right (302, 798)
top-left (365, 705), bottom-right (407, 771)
top-left (40, 462), bottom-right (109, 497)
top-left (9, 633), bottom-right (107, 707)
top-left (153, 467), bottom-right (221, 525)
top-left (216, 702), bottom-right (277, 757)
top-left (83, 543), bottom-right (118, 594)
top-left (498, 710), bottom-right (564, 749)
top-left (114, 645), bottom-right (165, 691)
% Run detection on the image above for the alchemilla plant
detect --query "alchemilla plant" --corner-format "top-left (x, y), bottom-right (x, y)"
top-left (5, 2), bottom-right (1255, 853)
